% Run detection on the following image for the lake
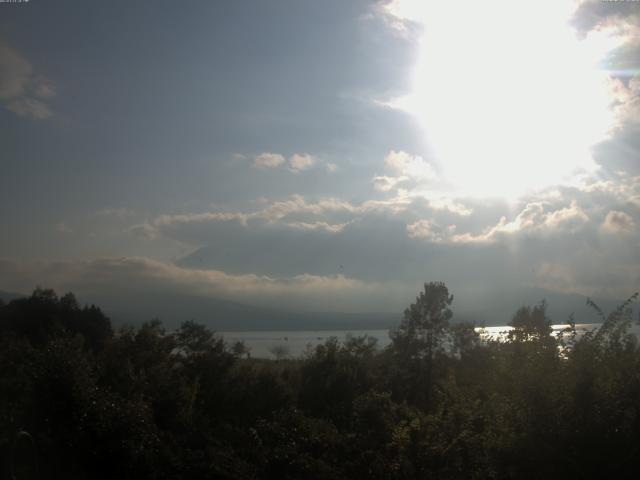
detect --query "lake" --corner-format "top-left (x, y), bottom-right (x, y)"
top-left (220, 323), bottom-right (608, 359)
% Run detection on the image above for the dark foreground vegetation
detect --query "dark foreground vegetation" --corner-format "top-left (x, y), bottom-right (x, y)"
top-left (1, 283), bottom-right (639, 479)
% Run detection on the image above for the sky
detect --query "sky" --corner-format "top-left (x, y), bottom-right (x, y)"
top-left (1, 0), bottom-right (639, 325)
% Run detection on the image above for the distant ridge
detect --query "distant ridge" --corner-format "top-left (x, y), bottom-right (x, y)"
top-left (85, 292), bottom-right (399, 331)
top-left (80, 289), bottom-right (628, 331)
top-left (1, 287), bottom-right (631, 331)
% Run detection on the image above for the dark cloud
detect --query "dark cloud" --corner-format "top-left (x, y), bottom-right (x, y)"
top-left (571, 0), bottom-right (640, 35)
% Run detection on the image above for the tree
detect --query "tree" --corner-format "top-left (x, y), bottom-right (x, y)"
top-left (508, 301), bottom-right (551, 342)
top-left (0, 288), bottom-right (112, 351)
top-left (391, 282), bottom-right (453, 360)
top-left (390, 282), bottom-right (453, 408)
top-left (450, 322), bottom-right (479, 359)
top-left (269, 344), bottom-right (290, 360)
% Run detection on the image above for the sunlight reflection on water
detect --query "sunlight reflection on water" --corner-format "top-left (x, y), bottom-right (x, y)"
top-left (475, 323), bottom-right (601, 341)
top-left (222, 323), bottom-right (638, 359)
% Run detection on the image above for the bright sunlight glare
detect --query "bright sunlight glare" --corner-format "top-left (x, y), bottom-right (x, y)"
top-left (390, 0), bottom-right (621, 198)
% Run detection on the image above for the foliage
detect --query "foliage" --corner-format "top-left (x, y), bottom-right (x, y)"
top-left (390, 281), bottom-right (453, 362)
top-left (0, 286), bottom-right (639, 478)
top-left (388, 281), bottom-right (454, 409)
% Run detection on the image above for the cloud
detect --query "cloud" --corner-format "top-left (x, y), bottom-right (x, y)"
top-left (384, 150), bottom-right (436, 182)
top-left (534, 259), bottom-right (640, 300)
top-left (0, 256), bottom-right (392, 313)
top-left (577, 174), bottom-right (640, 205)
top-left (372, 0), bottom-right (423, 39)
top-left (251, 152), bottom-right (323, 172)
top-left (326, 163), bottom-right (338, 173)
top-left (253, 152), bottom-right (285, 168)
top-left (570, 1), bottom-right (640, 136)
top-left (609, 76), bottom-right (640, 131)
top-left (289, 153), bottom-right (316, 172)
top-left (31, 76), bottom-right (56, 98)
top-left (406, 219), bottom-right (454, 243)
top-left (408, 200), bottom-right (591, 245)
top-left (112, 147), bottom-right (638, 302)
top-left (372, 150), bottom-right (470, 217)
top-left (0, 41), bottom-right (55, 119)
top-left (571, 0), bottom-right (640, 38)
top-left (285, 221), bottom-right (351, 234)
top-left (601, 210), bottom-right (636, 234)
top-left (401, 187), bottom-right (475, 216)
top-left (421, 195), bottom-right (473, 216)
top-left (462, 201), bottom-right (590, 243)
top-left (0, 42), bottom-right (31, 99)
top-left (370, 151), bottom-right (472, 216)
top-left (543, 201), bottom-right (591, 230)
top-left (9, 185), bottom-right (639, 313)
top-left (137, 193), bottom-right (417, 243)
top-left (6, 98), bottom-right (52, 119)
top-left (373, 174), bottom-right (408, 192)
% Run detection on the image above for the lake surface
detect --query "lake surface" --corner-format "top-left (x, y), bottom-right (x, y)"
top-left (220, 329), bottom-right (391, 358)
top-left (220, 323), bottom-right (608, 359)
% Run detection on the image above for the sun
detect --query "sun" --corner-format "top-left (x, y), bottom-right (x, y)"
top-left (390, 0), bottom-right (619, 198)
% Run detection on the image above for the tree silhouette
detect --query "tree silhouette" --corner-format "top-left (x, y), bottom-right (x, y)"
top-left (390, 281), bottom-right (453, 408)
top-left (508, 301), bottom-right (551, 342)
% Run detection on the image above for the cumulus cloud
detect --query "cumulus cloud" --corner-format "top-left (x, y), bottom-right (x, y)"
top-left (135, 193), bottom-right (417, 244)
top-left (406, 219), bottom-right (455, 243)
top-left (373, 174), bottom-right (408, 192)
top-left (370, 150), bottom-right (472, 216)
top-left (577, 174), bottom-right (640, 205)
top-left (250, 152), bottom-right (324, 172)
top-left (253, 152), bottom-right (286, 168)
top-left (421, 195), bottom-right (473, 216)
top-left (368, 151), bottom-right (474, 218)
top-left (601, 210), bottom-right (636, 234)
top-left (372, 0), bottom-right (423, 39)
top-left (9, 190), bottom-right (639, 315)
top-left (408, 201), bottom-right (591, 245)
top-left (571, 0), bottom-right (640, 38)
top-left (114, 143), bottom-right (639, 302)
top-left (0, 41), bottom-right (55, 119)
top-left (609, 76), bottom-right (640, 131)
top-left (134, 190), bottom-right (606, 255)
top-left (289, 153), bottom-right (316, 172)
top-left (569, 1), bottom-right (640, 136)
top-left (371, 150), bottom-right (436, 193)
top-left (384, 150), bottom-right (436, 182)
top-left (460, 201), bottom-right (590, 243)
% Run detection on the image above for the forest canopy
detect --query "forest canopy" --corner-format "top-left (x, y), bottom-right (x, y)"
top-left (1, 284), bottom-right (639, 479)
